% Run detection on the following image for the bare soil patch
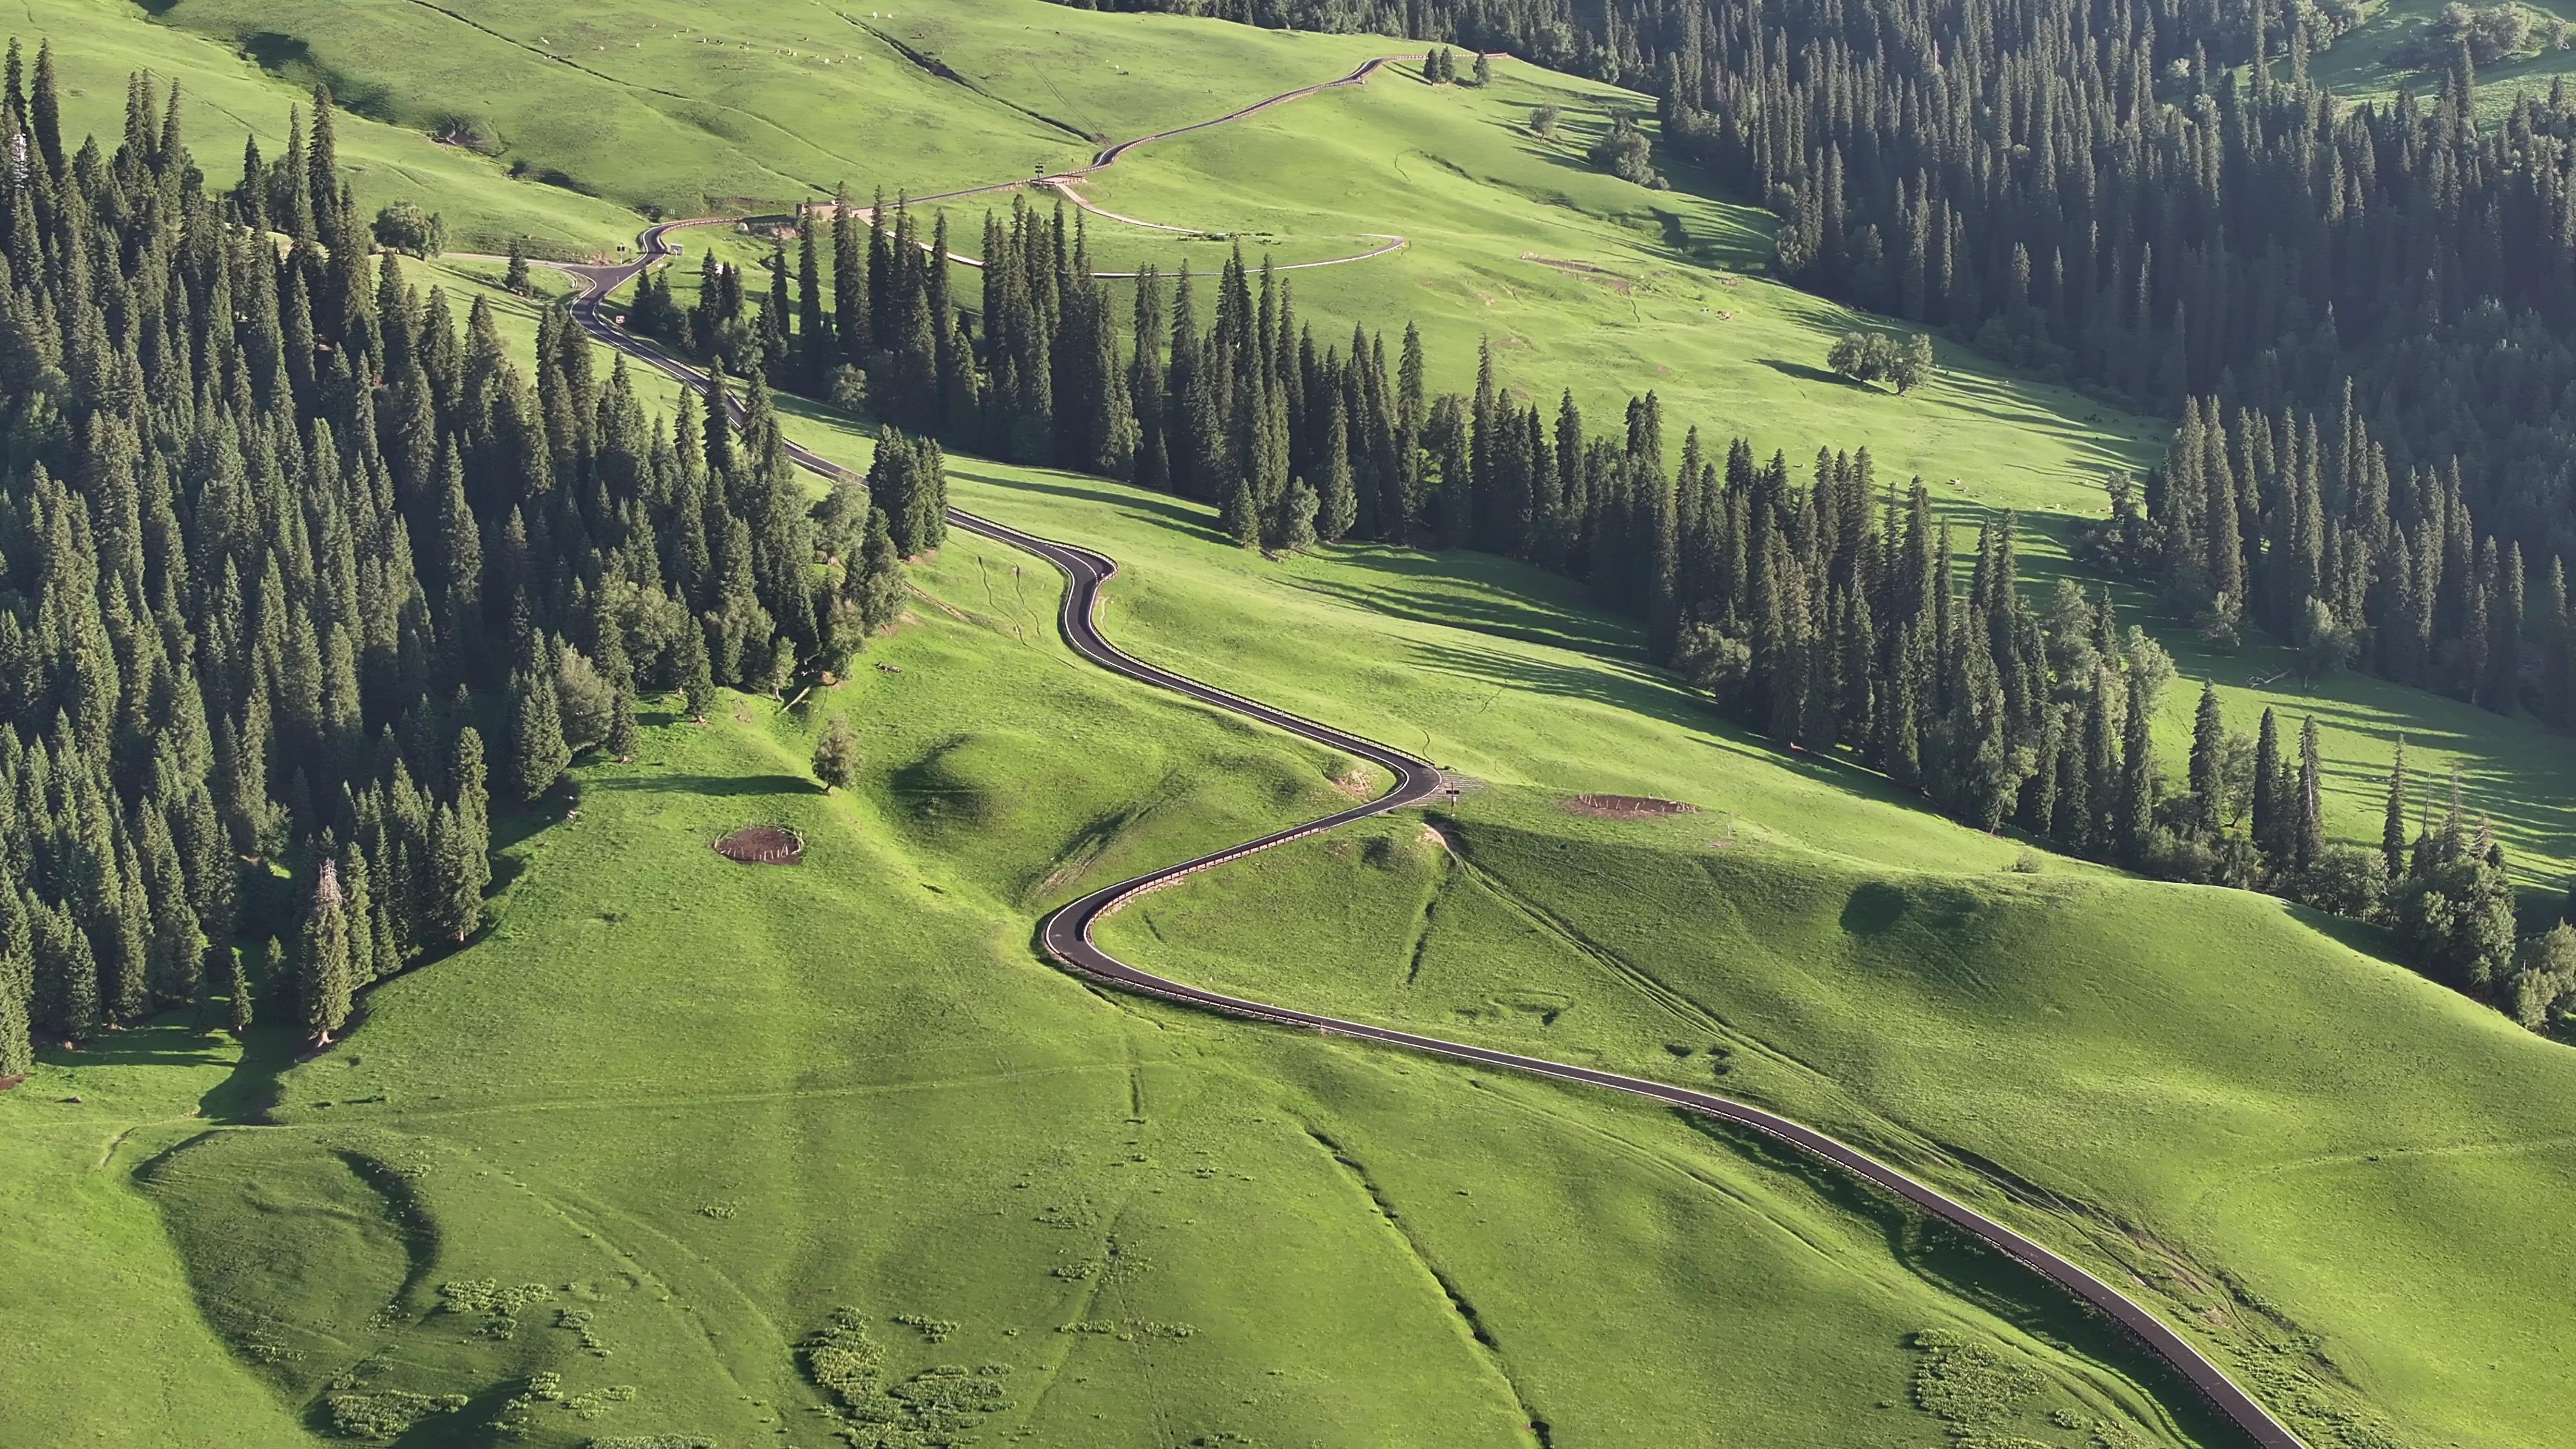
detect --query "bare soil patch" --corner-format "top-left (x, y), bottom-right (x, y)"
top-left (715, 826), bottom-right (805, 865)
top-left (1566, 793), bottom-right (1699, 820)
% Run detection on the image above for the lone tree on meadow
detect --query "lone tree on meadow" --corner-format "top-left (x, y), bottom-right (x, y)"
top-left (813, 716), bottom-right (863, 792)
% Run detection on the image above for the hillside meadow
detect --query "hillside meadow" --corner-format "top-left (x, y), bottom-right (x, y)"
top-left (6, 4), bottom-right (2573, 1446)
top-left (1, 453), bottom-right (2230, 1449)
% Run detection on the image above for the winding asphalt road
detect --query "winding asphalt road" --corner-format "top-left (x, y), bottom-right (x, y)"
top-left (529, 54), bottom-right (2310, 1449)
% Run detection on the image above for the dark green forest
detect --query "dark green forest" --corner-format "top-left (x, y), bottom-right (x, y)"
top-left (0, 51), bottom-right (904, 1073)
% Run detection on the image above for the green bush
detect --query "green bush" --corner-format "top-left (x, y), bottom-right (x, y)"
top-left (370, 200), bottom-right (446, 258)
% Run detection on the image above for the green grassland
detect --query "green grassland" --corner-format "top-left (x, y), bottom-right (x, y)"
top-left (131, 0), bottom-right (1421, 219)
top-left (0, 415), bottom-right (2236, 1448)
top-left (1022, 472), bottom-right (2576, 1449)
top-left (27, 0), bottom-right (643, 251)
top-left (1097, 792), bottom-right (2576, 1449)
top-left (631, 35), bottom-right (2576, 887)
top-left (11, 3), bottom-right (2576, 1446)
top-left (2308, 0), bottom-right (2576, 115)
top-left (1070, 56), bottom-right (2168, 515)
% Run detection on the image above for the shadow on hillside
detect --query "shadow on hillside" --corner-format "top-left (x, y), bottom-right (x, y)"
top-left (46, 1020), bottom-right (232, 1072)
top-left (1757, 356), bottom-right (1856, 389)
top-left (199, 1017), bottom-right (303, 1123)
top-left (1393, 632), bottom-right (1859, 775)
top-left (955, 466), bottom-right (1236, 549)
top-left (1282, 563), bottom-right (1643, 659)
top-left (2287, 898), bottom-right (2412, 971)
top-left (583, 770), bottom-right (816, 799)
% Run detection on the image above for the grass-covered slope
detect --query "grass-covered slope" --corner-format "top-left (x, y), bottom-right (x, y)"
top-left (977, 461), bottom-right (2576, 1448)
top-left (0, 482), bottom-right (2233, 1449)
top-left (18, 7), bottom-right (2575, 1443)
top-left (617, 23), bottom-right (2576, 885)
top-left (26, 0), bottom-right (641, 250)
top-left (131, 0), bottom-right (1413, 216)
top-left (2310, 0), bottom-right (2576, 116)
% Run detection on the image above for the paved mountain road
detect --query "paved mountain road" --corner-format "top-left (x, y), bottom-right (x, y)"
top-left (526, 53), bottom-right (2309, 1449)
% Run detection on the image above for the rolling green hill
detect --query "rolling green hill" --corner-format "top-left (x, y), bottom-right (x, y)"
top-left (1, 391), bottom-right (2233, 1447)
top-left (10, 3), bottom-right (2576, 1446)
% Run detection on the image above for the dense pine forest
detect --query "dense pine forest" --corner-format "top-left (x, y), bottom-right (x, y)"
top-left (0, 48), bottom-right (904, 1072)
top-left (1050, 0), bottom-right (2576, 730)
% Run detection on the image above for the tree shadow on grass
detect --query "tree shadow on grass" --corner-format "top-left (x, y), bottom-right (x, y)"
top-left (581, 770), bottom-right (816, 798)
top-left (44, 1018), bottom-right (233, 1072)
top-left (1280, 559), bottom-right (1646, 659)
top-left (199, 1016), bottom-right (303, 1123)
top-left (952, 464), bottom-right (1233, 548)
top-left (1757, 356), bottom-right (1860, 389)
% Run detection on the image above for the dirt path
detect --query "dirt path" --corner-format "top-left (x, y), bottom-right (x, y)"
top-left (517, 49), bottom-right (1442, 288)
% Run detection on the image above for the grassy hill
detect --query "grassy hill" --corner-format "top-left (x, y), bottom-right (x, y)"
top-left (2308, 0), bottom-right (2576, 116)
top-left (27, 0), bottom-right (641, 250)
top-left (0, 362), bottom-right (2237, 1446)
top-left (10, 3), bottom-right (2575, 1445)
top-left (1015, 464), bottom-right (2576, 1449)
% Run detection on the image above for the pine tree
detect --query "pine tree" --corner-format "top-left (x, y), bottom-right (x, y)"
top-left (1273, 478), bottom-right (1321, 553)
top-left (504, 237), bottom-right (531, 296)
top-left (301, 859), bottom-right (354, 1044)
top-left (606, 680), bottom-right (641, 761)
top-left (1220, 468), bottom-right (1261, 547)
top-left (339, 847), bottom-right (382, 986)
top-left (2383, 738), bottom-right (2410, 881)
top-left (813, 716), bottom-right (863, 791)
top-left (221, 944), bottom-right (252, 1038)
top-left (0, 881), bottom-right (32, 1077)
top-left (2187, 680), bottom-right (2225, 835)
top-left (833, 184), bottom-right (869, 363)
top-left (2116, 672), bottom-right (2159, 865)
top-left (678, 625), bottom-right (718, 719)
top-left (508, 642), bottom-right (570, 803)
top-left (428, 803), bottom-right (488, 946)
top-left (2250, 708), bottom-right (2284, 859)
top-left (854, 507), bottom-right (906, 637)
top-left (1317, 399), bottom-right (1358, 543)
